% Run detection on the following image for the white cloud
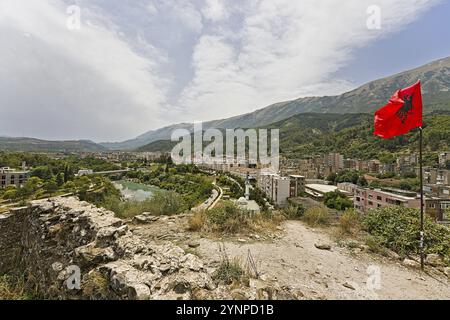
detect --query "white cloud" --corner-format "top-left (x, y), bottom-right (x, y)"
top-left (179, 0), bottom-right (439, 122)
top-left (0, 0), bottom-right (168, 141)
top-left (0, 0), bottom-right (441, 141)
top-left (202, 0), bottom-right (230, 22)
top-left (147, 2), bottom-right (158, 15)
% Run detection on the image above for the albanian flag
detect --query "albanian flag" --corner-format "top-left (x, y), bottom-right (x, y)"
top-left (374, 81), bottom-right (423, 139)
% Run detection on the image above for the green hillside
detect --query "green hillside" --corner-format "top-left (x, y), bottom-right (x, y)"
top-left (139, 112), bottom-right (450, 162)
top-left (278, 112), bottom-right (450, 160)
top-left (0, 137), bottom-right (107, 152)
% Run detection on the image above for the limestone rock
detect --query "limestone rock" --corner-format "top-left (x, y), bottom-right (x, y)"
top-left (314, 243), bottom-right (332, 251)
top-left (425, 254), bottom-right (444, 267)
top-left (188, 241), bottom-right (200, 248)
top-left (402, 258), bottom-right (420, 269)
top-left (133, 213), bottom-right (159, 224)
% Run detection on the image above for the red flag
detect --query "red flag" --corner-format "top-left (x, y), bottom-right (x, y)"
top-left (374, 81), bottom-right (423, 139)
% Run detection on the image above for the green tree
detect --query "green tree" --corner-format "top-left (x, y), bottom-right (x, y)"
top-left (56, 173), bottom-right (65, 187)
top-left (17, 177), bottom-right (43, 200)
top-left (31, 166), bottom-right (53, 181)
top-left (44, 179), bottom-right (58, 195)
top-left (62, 181), bottom-right (76, 192)
top-left (357, 176), bottom-right (368, 187)
top-left (324, 190), bottom-right (353, 211)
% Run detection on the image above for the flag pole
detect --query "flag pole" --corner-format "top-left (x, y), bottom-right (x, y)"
top-left (419, 126), bottom-right (425, 271)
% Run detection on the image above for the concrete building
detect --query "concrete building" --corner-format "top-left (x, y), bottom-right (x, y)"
top-left (258, 173), bottom-right (291, 207)
top-left (235, 197), bottom-right (261, 215)
top-left (353, 187), bottom-right (420, 213)
top-left (396, 153), bottom-right (419, 174)
top-left (439, 151), bottom-right (450, 168)
top-left (76, 169), bottom-right (94, 177)
top-left (0, 167), bottom-right (29, 188)
top-left (337, 182), bottom-right (358, 195)
top-left (305, 184), bottom-right (345, 201)
top-left (289, 175), bottom-right (305, 197)
top-left (423, 184), bottom-right (450, 198)
top-left (324, 153), bottom-right (344, 174)
top-left (419, 168), bottom-right (450, 185)
top-left (425, 198), bottom-right (450, 224)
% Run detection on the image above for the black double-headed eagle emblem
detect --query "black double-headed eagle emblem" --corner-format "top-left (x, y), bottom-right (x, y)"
top-left (395, 94), bottom-right (414, 124)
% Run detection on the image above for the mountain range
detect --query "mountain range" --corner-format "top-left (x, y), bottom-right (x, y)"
top-left (136, 111), bottom-right (450, 161)
top-left (1, 56), bottom-right (449, 152)
top-left (0, 137), bottom-right (107, 153)
top-left (103, 56), bottom-right (450, 151)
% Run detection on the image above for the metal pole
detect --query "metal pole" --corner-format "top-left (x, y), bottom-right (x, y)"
top-left (419, 127), bottom-right (424, 271)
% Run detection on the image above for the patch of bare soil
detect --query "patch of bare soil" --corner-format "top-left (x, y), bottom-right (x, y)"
top-left (131, 216), bottom-right (450, 300)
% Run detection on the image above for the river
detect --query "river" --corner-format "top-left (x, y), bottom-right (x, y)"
top-left (113, 180), bottom-right (165, 202)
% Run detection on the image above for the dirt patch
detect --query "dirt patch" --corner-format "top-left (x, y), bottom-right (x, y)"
top-left (133, 217), bottom-right (449, 300)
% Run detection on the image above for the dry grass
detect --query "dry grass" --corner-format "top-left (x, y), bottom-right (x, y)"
top-left (82, 270), bottom-right (109, 299)
top-left (187, 204), bottom-right (284, 236)
top-left (0, 275), bottom-right (32, 300)
top-left (302, 207), bottom-right (330, 227)
top-left (213, 257), bottom-right (246, 285)
top-left (187, 211), bottom-right (207, 232)
top-left (338, 209), bottom-right (361, 235)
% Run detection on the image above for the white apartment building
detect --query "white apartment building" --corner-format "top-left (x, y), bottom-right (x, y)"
top-left (258, 173), bottom-right (291, 207)
top-left (0, 167), bottom-right (30, 188)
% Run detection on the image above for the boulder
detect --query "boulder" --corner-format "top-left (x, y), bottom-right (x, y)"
top-left (133, 213), bottom-right (159, 224)
top-left (188, 241), bottom-right (200, 248)
top-left (402, 258), bottom-right (420, 269)
top-left (425, 254), bottom-right (444, 267)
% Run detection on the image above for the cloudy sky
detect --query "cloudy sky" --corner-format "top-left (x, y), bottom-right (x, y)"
top-left (0, 0), bottom-right (449, 142)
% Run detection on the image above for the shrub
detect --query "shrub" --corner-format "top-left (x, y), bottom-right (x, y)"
top-left (324, 190), bottom-right (353, 211)
top-left (100, 190), bottom-right (185, 219)
top-left (148, 191), bottom-right (186, 216)
top-left (303, 207), bottom-right (330, 226)
top-left (363, 206), bottom-right (450, 264)
top-left (213, 257), bottom-right (245, 285)
top-left (283, 204), bottom-right (304, 220)
top-left (207, 202), bottom-right (249, 234)
top-left (188, 211), bottom-right (207, 232)
top-left (364, 236), bottom-right (389, 256)
top-left (339, 208), bottom-right (360, 235)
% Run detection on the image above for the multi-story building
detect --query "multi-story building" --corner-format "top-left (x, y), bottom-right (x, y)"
top-left (324, 153), bottom-right (344, 174)
top-left (356, 160), bottom-right (369, 173)
top-left (438, 151), bottom-right (450, 168)
top-left (344, 158), bottom-right (357, 171)
top-left (289, 175), bottom-right (305, 197)
top-left (419, 168), bottom-right (450, 185)
top-left (258, 173), bottom-right (291, 207)
top-left (353, 187), bottom-right (420, 213)
top-left (396, 153), bottom-right (419, 174)
top-left (280, 158), bottom-right (321, 179)
top-left (425, 198), bottom-right (450, 224)
top-left (368, 160), bottom-right (381, 174)
top-left (337, 182), bottom-right (358, 195)
top-left (0, 167), bottom-right (30, 188)
top-left (423, 184), bottom-right (450, 198)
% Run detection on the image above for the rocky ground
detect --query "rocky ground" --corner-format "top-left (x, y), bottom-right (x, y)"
top-left (132, 213), bottom-right (450, 300)
top-left (2, 197), bottom-right (448, 300)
